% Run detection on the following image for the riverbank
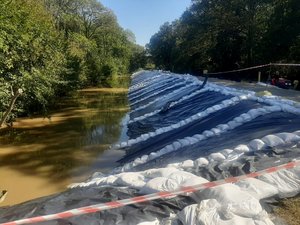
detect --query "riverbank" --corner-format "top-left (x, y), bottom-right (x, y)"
top-left (0, 88), bottom-right (129, 206)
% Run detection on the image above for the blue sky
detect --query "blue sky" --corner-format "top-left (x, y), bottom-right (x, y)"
top-left (100, 0), bottom-right (191, 46)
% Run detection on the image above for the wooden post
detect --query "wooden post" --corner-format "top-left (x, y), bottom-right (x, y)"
top-left (258, 71), bottom-right (261, 83)
top-left (201, 70), bottom-right (209, 88)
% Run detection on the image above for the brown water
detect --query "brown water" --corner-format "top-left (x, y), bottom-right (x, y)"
top-left (0, 88), bottom-right (129, 206)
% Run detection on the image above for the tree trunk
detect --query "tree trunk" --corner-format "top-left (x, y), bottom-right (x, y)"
top-left (0, 89), bottom-right (22, 127)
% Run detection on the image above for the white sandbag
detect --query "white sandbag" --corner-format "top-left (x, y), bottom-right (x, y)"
top-left (234, 144), bottom-right (250, 153)
top-left (259, 168), bottom-right (300, 197)
top-left (167, 171), bottom-right (198, 183)
top-left (115, 172), bottom-right (146, 189)
top-left (236, 178), bottom-right (278, 200)
top-left (181, 176), bottom-right (209, 187)
top-left (142, 168), bottom-right (179, 179)
top-left (248, 139), bottom-right (266, 151)
top-left (276, 132), bottom-right (300, 143)
top-left (180, 160), bottom-right (194, 168)
top-left (220, 149), bottom-right (234, 157)
top-left (261, 135), bottom-right (285, 147)
top-left (195, 157), bottom-right (209, 167)
top-left (98, 175), bottom-right (119, 186)
top-left (293, 130), bottom-right (300, 136)
top-left (137, 218), bottom-right (160, 225)
top-left (177, 199), bottom-right (274, 225)
top-left (167, 171), bottom-right (209, 187)
top-left (166, 162), bottom-right (181, 168)
top-left (178, 202), bottom-right (205, 225)
top-left (209, 152), bottom-right (226, 162)
top-left (200, 183), bottom-right (263, 218)
top-left (139, 177), bottom-right (179, 194)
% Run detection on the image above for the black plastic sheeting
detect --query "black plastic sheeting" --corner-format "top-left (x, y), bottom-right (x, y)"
top-left (129, 84), bottom-right (200, 120)
top-left (0, 186), bottom-right (193, 225)
top-left (127, 91), bottom-right (233, 138)
top-left (124, 71), bottom-right (300, 168)
top-left (122, 100), bottom-right (265, 163)
top-left (134, 111), bottom-right (300, 171)
top-left (129, 77), bottom-right (180, 107)
top-left (130, 81), bottom-right (188, 110)
top-left (1, 71), bottom-right (300, 225)
top-left (1, 144), bottom-right (300, 225)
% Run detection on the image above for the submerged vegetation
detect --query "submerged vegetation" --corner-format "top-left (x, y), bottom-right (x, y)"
top-left (0, 0), bottom-right (147, 126)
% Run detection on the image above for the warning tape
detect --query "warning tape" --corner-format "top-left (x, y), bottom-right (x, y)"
top-left (1, 160), bottom-right (300, 225)
top-left (207, 62), bottom-right (300, 75)
top-left (207, 63), bottom-right (271, 75)
top-left (271, 63), bottom-right (300, 67)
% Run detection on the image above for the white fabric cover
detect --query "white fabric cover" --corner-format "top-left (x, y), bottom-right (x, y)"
top-left (142, 168), bottom-right (179, 179)
top-left (115, 172), bottom-right (146, 189)
top-left (209, 153), bottom-right (226, 162)
top-left (236, 178), bottom-right (278, 200)
top-left (261, 135), bottom-right (285, 147)
top-left (248, 139), bottom-right (266, 151)
top-left (259, 168), bottom-right (300, 197)
top-left (234, 144), bottom-right (250, 153)
top-left (177, 199), bottom-right (274, 225)
top-left (139, 177), bottom-right (179, 194)
top-left (276, 133), bottom-right (300, 143)
top-left (200, 184), bottom-right (263, 218)
top-left (168, 171), bottom-right (209, 187)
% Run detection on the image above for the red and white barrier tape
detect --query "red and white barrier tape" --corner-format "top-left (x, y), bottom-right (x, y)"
top-left (1, 160), bottom-right (300, 225)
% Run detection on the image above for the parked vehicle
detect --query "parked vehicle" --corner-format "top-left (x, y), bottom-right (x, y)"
top-left (276, 77), bottom-right (292, 89)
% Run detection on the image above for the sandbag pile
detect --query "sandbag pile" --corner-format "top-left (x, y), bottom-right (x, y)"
top-left (1, 71), bottom-right (300, 225)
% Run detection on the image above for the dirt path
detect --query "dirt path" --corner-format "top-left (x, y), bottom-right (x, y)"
top-left (274, 196), bottom-right (300, 225)
top-left (199, 77), bottom-right (300, 103)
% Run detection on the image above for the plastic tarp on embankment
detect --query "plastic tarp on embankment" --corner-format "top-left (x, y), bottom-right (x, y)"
top-left (1, 70), bottom-right (300, 225)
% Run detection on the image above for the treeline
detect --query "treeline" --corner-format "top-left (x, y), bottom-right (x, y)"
top-left (0, 0), bottom-right (147, 126)
top-left (147, 0), bottom-right (300, 75)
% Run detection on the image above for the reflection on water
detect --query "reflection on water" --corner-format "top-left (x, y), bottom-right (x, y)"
top-left (0, 88), bottom-right (128, 206)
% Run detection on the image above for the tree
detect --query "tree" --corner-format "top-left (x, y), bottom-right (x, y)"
top-left (263, 0), bottom-right (300, 62)
top-left (148, 22), bottom-right (177, 71)
top-left (45, 0), bottom-right (145, 86)
top-left (147, 0), bottom-right (299, 75)
top-left (0, 0), bottom-right (65, 126)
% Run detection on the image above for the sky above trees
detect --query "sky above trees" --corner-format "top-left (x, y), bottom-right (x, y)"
top-left (100, 0), bottom-right (191, 46)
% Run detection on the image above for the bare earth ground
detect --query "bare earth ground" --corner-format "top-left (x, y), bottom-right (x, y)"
top-left (203, 77), bottom-right (300, 225)
top-left (274, 197), bottom-right (300, 225)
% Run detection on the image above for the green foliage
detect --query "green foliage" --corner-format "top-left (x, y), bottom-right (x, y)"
top-left (0, 0), bottom-right (66, 121)
top-left (147, 0), bottom-right (300, 74)
top-left (129, 45), bottom-right (149, 72)
top-left (45, 0), bottom-right (147, 86)
top-left (0, 0), bottom-right (148, 125)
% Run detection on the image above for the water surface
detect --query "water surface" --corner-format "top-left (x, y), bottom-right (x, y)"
top-left (0, 88), bottom-right (128, 206)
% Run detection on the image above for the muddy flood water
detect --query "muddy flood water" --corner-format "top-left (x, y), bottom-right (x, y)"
top-left (0, 88), bottom-right (129, 206)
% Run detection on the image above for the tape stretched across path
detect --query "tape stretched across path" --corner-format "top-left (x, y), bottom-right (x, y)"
top-left (206, 62), bottom-right (300, 75)
top-left (1, 160), bottom-right (300, 225)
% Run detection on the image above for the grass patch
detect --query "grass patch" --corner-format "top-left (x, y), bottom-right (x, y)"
top-left (274, 196), bottom-right (300, 225)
